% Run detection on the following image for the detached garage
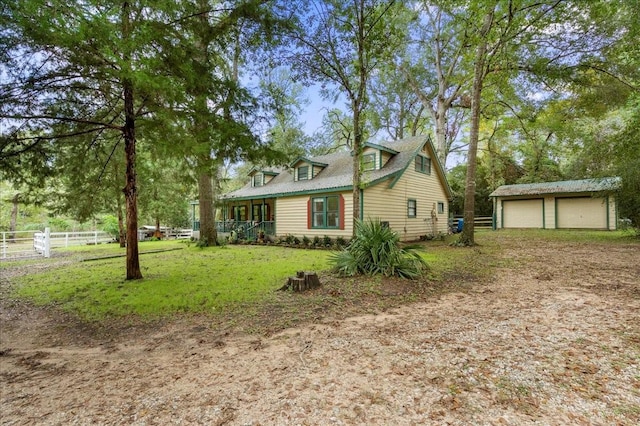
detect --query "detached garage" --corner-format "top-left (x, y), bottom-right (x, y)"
top-left (490, 178), bottom-right (620, 230)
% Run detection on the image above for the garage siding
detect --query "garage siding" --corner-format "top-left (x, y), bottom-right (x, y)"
top-left (556, 197), bottom-right (607, 229)
top-left (495, 194), bottom-right (616, 230)
top-left (502, 199), bottom-right (544, 228)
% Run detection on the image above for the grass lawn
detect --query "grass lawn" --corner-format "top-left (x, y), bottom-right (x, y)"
top-left (6, 229), bottom-right (636, 329)
top-left (11, 242), bottom-right (330, 321)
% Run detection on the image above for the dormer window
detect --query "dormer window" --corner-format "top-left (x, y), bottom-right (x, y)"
top-left (252, 174), bottom-right (263, 187)
top-left (362, 153), bottom-right (376, 171)
top-left (297, 165), bottom-right (309, 181)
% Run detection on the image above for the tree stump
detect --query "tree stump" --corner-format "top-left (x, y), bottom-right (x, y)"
top-left (279, 271), bottom-right (321, 292)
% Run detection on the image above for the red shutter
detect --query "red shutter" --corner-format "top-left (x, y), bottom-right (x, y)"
top-left (307, 198), bottom-right (312, 229)
top-left (339, 194), bottom-right (345, 230)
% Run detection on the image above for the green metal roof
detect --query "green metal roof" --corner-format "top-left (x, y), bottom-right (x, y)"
top-left (489, 177), bottom-right (621, 197)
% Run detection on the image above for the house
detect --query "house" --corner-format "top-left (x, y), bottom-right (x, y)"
top-left (489, 177), bottom-right (621, 230)
top-left (202, 135), bottom-right (452, 242)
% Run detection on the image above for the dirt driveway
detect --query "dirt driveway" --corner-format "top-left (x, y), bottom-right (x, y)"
top-left (1, 236), bottom-right (639, 425)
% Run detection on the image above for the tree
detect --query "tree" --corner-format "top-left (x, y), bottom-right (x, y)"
top-left (261, 67), bottom-right (314, 162)
top-left (0, 1), bottom-right (179, 279)
top-left (400, 1), bottom-right (472, 166)
top-left (369, 59), bottom-right (430, 141)
top-left (158, 0), bottom-right (282, 247)
top-left (286, 0), bottom-right (402, 236)
top-left (49, 132), bottom-right (128, 246)
top-left (456, 0), bottom-right (593, 245)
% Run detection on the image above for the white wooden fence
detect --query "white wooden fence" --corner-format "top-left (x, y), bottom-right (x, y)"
top-left (1, 230), bottom-right (41, 259)
top-left (2, 228), bottom-right (114, 260)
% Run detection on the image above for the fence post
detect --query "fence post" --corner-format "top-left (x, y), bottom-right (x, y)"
top-left (44, 227), bottom-right (51, 258)
top-left (65, 232), bottom-right (69, 247)
top-left (94, 230), bottom-right (98, 245)
top-left (2, 232), bottom-right (5, 259)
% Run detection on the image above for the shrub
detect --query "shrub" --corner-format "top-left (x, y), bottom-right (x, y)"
top-left (336, 236), bottom-right (348, 248)
top-left (323, 235), bottom-right (332, 247)
top-left (302, 235), bottom-right (311, 247)
top-left (331, 219), bottom-right (428, 279)
top-left (312, 235), bottom-right (321, 247)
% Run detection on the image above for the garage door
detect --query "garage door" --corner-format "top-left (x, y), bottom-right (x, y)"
top-left (502, 199), bottom-right (543, 228)
top-left (557, 197), bottom-right (607, 229)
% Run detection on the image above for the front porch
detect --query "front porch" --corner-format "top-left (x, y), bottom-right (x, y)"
top-left (191, 198), bottom-right (276, 241)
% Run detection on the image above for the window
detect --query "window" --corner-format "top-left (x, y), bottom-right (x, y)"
top-left (407, 199), bottom-right (417, 218)
top-left (233, 205), bottom-right (246, 221)
top-left (297, 165), bottom-right (309, 181)
top-left (312, 195), bottom-right (340, 228)
top-left (252, 174), bottom-right (263, 187)
top-left (252, 205), bottom-right (262, 221)
top-left (415, 155), bottom-right (431, 174)
top-left (438, 202), bottom-right (445, 214)
top-left (362, 153), bottom-right (376, 171)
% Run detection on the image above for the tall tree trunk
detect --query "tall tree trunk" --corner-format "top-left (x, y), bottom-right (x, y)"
top-left (434, 98), bottom-right (448, 166)
top-left (193, 0), bottom-right (219, 247)
top-left (9, 193), bottom-right (19, 242)
top-left (123, 80), bottom-right (142, 279)
top-left (460, 11), bottom-right (493, 246)
top-left (122, 1), bottom-right (142, 279)
top-left (352, 103), bottom-right (362, 237)
top-left (154, 216), bottom-right (161, 239)
top-left (198, 169), bottom-right (217, 246)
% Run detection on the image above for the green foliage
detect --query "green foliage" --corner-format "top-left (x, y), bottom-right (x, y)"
top-left (331, 219), bottom-right (428, 279)
top-left (47, 217), bottom-right (70, 231)
top-left (100, 215), bottom-right (120, 240)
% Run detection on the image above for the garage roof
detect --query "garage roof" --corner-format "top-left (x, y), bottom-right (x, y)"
top-left (489, 177), bottom-right (621, 197)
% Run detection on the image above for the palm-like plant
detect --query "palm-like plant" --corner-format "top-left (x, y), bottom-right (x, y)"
top-left (331, 219), bottom-right (428, 279)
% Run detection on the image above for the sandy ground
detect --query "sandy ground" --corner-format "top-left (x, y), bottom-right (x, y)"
top-left (1, 237), bottom-right (639, 425)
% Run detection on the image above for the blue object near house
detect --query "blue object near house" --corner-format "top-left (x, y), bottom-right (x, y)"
top-left (456, 218), bottom-right (464, 233)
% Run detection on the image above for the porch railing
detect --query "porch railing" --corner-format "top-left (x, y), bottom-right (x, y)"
top-left (215, 220), bottom-right (275, 240)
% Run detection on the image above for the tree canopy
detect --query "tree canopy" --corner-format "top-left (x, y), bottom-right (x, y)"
top-left (1, 0), bottom-right (639, 267)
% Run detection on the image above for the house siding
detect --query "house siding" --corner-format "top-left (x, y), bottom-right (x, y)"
top-left (275, 192), bottom-right (354, 238)
top-left (312, 165), bottom-right (324, 178)
top-left (381, 151), bottom-right (393, 168)
top-left (363, 166), bottom-right (449, 241)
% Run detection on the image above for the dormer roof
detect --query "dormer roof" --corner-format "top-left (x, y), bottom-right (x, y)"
top-left (289, 157), bottom-right (329, 168)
